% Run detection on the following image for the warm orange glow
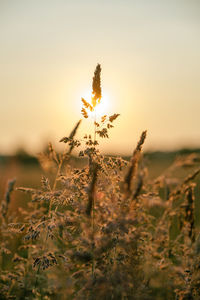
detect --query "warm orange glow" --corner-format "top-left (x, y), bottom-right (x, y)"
top-left (81, 90), bottom-right (111, 118)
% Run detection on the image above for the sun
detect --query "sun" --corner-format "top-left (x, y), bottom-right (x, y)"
top-left (81, 90), bottom-right (111, 118)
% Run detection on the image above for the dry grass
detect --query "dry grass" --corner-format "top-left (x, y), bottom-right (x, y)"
top-left (1, 66), bottom-right (200, 299)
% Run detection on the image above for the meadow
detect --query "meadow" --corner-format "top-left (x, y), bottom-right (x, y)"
top-left (1, 65), bottom-right (200, 300)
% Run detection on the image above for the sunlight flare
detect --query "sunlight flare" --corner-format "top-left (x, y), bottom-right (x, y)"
top-left (81, 90), bottom-right (111, 118)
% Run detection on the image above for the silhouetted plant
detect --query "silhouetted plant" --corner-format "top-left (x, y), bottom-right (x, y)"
top-left (1, 65), bottom-right (200, 299)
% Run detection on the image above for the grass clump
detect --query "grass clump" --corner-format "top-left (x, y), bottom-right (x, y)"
top-left (1, 65), bottom-right (200, 299)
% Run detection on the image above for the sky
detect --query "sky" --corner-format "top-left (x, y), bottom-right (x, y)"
top-left (0, 0), bottom-right (200, 155)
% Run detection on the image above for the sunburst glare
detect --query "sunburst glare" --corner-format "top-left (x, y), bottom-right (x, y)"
top-left (81, 90), bottom-right (111, 118)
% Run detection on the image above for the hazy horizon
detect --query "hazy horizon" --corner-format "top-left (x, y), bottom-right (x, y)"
top-left (1, 0), bottom-right (200, 155)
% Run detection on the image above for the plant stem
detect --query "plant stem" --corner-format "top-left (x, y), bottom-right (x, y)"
top-left (92, 109), bottom-right (97, 280)
top-left (91, 196), bottom-right (95, 281)
top-left (49, 150), bottom-right (66, 216)
top-left (94, 108), bottom-right (96, 143)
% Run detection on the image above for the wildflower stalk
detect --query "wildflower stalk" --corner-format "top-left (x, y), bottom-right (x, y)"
top-left (48, 120), bottom-right (81, 216)
top-left (1, 178), bottom-right (16, 222)
top-left (84, 64), bottom-right (101, 279)
top-left (0, 179), bottom-right (16, 271)
top-left (91, 64), bottom-right (101, 279)
top-left (124, 130), bottom-right (147, 195)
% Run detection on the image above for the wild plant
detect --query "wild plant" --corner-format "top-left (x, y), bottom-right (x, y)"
top-left (1, 65), bottom-right (200, 299)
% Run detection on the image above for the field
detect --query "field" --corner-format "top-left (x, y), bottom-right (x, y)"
top-left (1, 144), bottom-right (200, 300)
top-left (1, 66), bottom-right (200, 300)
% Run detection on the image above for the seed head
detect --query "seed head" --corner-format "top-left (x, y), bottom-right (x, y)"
top-left (92, 64), bottom-right (102, 107)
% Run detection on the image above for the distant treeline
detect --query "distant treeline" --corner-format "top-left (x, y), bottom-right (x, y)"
top-left (1, 148), bottom-right (200, 166)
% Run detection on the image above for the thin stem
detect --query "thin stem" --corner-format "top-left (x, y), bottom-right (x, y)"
top-left (49, 149), bottom-right (67, 216)
top-left (91, 109), bottom-right (97, 280)
top-left (34, 265), bottom-right (41, 290)
top-left (52, 161), bottom-right (62, 191)
top-left (91, 189), bottom-right (95, 280)
top-left (94, 108), bottom-right (96, 143)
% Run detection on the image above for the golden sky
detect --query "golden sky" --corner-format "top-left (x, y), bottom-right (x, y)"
top-left (0, 0), bottom-right (200, 154)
